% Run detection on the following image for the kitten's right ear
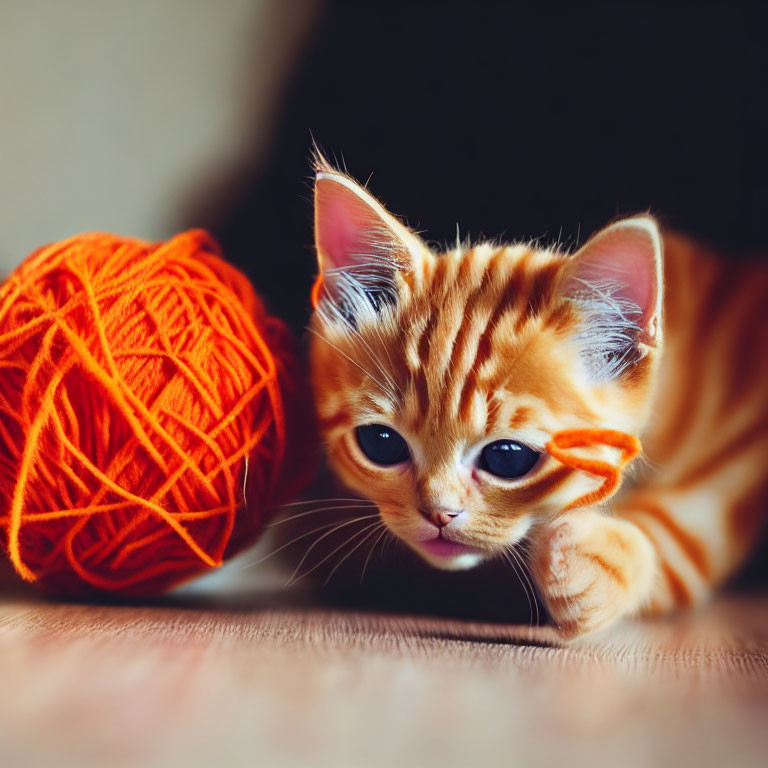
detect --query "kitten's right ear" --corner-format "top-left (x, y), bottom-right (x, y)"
top-left (313, 163), bottom-right (422, 313)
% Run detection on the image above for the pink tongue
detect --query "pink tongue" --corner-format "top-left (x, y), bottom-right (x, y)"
top-left (419, 537), bottom-right (478, 558)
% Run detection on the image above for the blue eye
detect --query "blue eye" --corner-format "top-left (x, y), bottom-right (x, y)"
top-left (355, 424), bottom-right (410, 466)
top-left (479, 440), bottom-right (540, 479)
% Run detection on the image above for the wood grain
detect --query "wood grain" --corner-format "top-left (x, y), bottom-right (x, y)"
top-left (0, 593), bottom-right (766, 767)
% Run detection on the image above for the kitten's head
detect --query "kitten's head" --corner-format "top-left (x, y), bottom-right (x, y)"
top-left (309, 161), bottom-right (663, 570)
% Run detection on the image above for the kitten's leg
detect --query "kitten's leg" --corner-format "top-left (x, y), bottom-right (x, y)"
top-left (612, 486), bottom-right (765, 614)
top-left (530, 508), bottom-right (658, 639)
top-left (531, 483), bottom-right (766, 638)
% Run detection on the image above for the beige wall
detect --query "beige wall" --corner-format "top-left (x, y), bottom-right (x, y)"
top-left (0, 0), bottom-right (318, 273)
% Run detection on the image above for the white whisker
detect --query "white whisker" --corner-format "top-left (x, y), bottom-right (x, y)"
top-left (238, 515), bottom-right (377, 571)
top-left (506, 544), bottom-right (540, 627)
top-left (284, 514), bottom-right (382, 586)
top-left (266, 503), bottom-right (377, 527)
top-left (360, 528), bottom-right (388, 583)
top-left (275, 497), bottom-right (377, 509)
top-left (501, 549), bottom-right (532, 626)
top-left (287, 520), bottom-right (383, 588)
top-left (323, 522), bottom-right (385, 586)
top-left (307, 326), bottom-right (397, 402)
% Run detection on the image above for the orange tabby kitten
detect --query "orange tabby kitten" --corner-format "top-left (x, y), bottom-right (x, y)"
top-left (308, 158), bottom-right (768, 638)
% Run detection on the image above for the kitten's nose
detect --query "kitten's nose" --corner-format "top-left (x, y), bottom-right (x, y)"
top-left (420, 506), bottom-right (463, 528)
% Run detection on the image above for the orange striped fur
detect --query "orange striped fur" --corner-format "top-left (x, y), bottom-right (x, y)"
top-left (309, 162), bottom-right (768, 638)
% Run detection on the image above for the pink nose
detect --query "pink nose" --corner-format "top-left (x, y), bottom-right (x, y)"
top-left (420, 507), bottom-right (463, 527)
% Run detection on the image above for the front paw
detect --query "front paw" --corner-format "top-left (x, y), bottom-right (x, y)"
top-left (531, 512), bottom-right (656, 639)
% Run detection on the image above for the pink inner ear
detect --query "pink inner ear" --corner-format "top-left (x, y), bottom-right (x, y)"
top-left (316, 176), bottom-right (390, 272)
top-left (569, 223), bottom-right (659, 328)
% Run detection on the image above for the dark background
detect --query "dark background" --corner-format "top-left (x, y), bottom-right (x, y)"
top-left (205, 2), bottom-right (767, 618)
top-left (207, 1), bottom-right (768, 333)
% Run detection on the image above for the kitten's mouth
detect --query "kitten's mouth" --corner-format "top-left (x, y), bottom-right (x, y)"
top-left (417, 535), bottom-right (483, 559)
top-left (410, 532), bottom-right (486, 570)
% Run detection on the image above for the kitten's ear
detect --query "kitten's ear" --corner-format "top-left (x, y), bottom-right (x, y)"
top-left (561, 216), bottom-right (663, 378)
top-left (313, 163), bottom-right (422, 313)
top-left (565, 216), bottom-right (663, 342)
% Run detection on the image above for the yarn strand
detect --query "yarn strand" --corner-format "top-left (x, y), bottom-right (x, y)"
top-left (546, 429), bottom-right (642, 510)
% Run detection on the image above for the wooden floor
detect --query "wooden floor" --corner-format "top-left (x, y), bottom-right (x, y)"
top-left (0, 589), bottom-right (767, 767)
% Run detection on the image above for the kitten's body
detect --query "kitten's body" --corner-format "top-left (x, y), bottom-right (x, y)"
top-left (309, 163), bottom-right (768, 638)
top-left (625, 234), bottom-right (768, 608)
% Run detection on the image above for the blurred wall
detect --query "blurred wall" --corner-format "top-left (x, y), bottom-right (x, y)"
top-left (0, 0), bottom-right (319, 272)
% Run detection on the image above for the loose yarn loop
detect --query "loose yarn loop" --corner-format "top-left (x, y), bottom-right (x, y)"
top-left (310, 273), bottom-right (324, 310)
top-left (546, 429), bottom-right (642, 510)
top-left (0, 230), bottom-right (305, 594)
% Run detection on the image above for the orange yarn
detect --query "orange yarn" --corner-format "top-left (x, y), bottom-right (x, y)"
top-left (310, 273), bottom-right (324, 309)
top-left (0, 230), bottom-right (312, 594)
top-left (546, 429), bottom-right (642, 510)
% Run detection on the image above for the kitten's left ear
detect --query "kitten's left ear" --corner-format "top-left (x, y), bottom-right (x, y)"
top-left (564, 216), bottom-right (663, 346)
top-left (314, 163), bottom-right (423, 311)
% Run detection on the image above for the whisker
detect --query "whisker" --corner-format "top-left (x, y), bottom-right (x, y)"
top-left (381, 532), bottom-right (398, 556)
top-left (307, 326), bottom-right (397, 402)
top-left (319, 283), bottom-right (403, 400)
top-left (238, 521), bottom-right (343, 572)
top-left (323, 523), bottom-right (385, 586)
top-left (360, 528), bottom-right (388, 583)
top-left (510, 548), bottom-right (537, 627)
top-left (284, 514), bottom-right (381, 585)
top-left (287, 520), bottom-right (383, 588)
top-left (501, 549), bottom-right (533, 626)
top-left (369, 317), bottom-right (402, 400)
top-left (238, 514), bottom-right (379, 571)
top-left (266, 502), bottom-right (377, 527)
top-left (274, 497), bottom-right (376, 509)
top-left (348, 323), bottom-right (403, 401)
top-left (517, 544), bottom-right (541, 627)
top-left (507, 545), bottom-right (540, 627)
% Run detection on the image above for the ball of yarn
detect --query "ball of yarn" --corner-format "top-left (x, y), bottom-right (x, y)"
top-left (0, 230), bottom-right (312, 594)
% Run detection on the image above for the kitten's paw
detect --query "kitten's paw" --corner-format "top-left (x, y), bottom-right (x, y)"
top-left (532, 511), bottom-right (656, 639)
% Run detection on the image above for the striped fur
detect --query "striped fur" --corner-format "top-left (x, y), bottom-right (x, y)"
top-left (310, 167), bottom-right (768, 638)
